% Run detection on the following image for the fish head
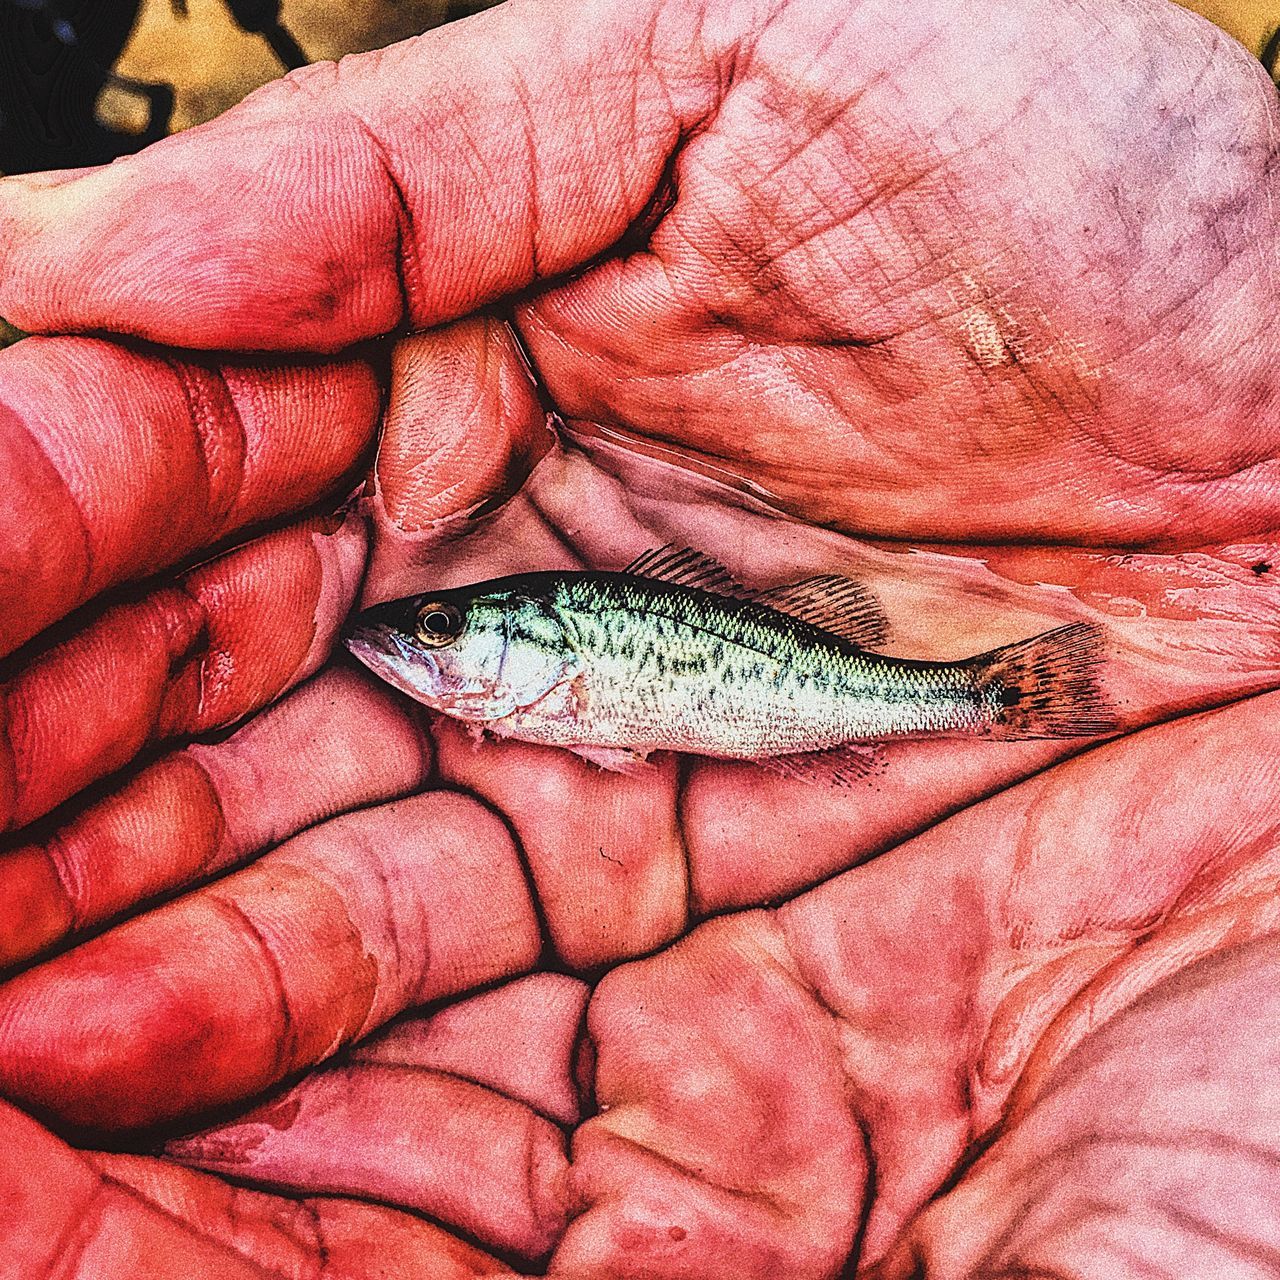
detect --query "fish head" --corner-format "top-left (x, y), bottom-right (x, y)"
top-left (345, 584), bottom-right (576, 722)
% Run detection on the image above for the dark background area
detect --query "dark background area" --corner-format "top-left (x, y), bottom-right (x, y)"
top-left (0, 0), bottom-right (498, 175)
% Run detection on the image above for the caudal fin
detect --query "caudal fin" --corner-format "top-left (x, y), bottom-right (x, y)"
top-left (971, 621), bottom-right (1117, 739)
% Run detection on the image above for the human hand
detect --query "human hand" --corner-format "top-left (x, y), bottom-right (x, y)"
top-left (1, 1), bottom-right (1278, 1276)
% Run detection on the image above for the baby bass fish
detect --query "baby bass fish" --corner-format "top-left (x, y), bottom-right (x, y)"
top-left (345, 545), bottom-right (1115, 780)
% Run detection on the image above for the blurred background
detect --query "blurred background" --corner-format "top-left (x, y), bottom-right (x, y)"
top-left (0, 0), bottom-right (1277, 177)
top-left (0, 0), bottom-right (502, 174)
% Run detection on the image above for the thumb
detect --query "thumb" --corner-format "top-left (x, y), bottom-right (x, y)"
top-left (0, 0), bottom-right (721, 353)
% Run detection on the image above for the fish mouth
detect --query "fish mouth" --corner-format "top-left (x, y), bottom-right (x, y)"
top-left (344, 620), bottom-right (399, 657)
top-left (344, 623), bottom-right (439, 703)
top-left (343, 621), bottom-right (406, 665)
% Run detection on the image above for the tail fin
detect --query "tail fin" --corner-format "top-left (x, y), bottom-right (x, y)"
top-left (971, 621), bottom-right (1116, 739)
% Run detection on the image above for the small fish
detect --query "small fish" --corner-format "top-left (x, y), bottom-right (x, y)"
top-left (345, 546), bottom-right (1115, 783)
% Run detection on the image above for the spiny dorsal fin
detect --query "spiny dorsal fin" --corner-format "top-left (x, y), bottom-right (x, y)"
top-left (622, 544), bottom-right (756, 600)
top-left (754, 575), bottom-right (889, 648)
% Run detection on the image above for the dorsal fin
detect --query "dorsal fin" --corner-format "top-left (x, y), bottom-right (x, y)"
top-left (622, 545), bottom-right (756, 600)
top-left (754, 575), bottom-right (889, 648)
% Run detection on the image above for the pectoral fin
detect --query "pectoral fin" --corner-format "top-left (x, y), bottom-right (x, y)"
top-left (568, 745), bottom-right (655, 776)
top-left (440, 690), bottom-right (520, 722)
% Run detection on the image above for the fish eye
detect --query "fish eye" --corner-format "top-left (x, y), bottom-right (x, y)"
top-left (414, 601), bottom-right (464, 647)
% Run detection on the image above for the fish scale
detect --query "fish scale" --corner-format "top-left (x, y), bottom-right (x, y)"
top-left (548, 576), bottom-right (983, 755)
top-left (345, 545), bottom-right (1116, 778)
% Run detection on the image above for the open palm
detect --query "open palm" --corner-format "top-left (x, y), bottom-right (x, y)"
top-left (1, 1), bottom-right (1278, 1276)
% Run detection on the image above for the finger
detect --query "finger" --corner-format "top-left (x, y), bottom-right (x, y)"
top-left (0, 792), bottom-right (540, 1131)
top-left (363, 321), bottom-right (555, 592)
top-left (0, 335), bottom-right (378, 657)
top-left (559, 912), bottom-right (869, 1280)
top-left (0, 667), bottom-right (433, 969)
top-left (353, 972), bottom-right (590, 1126)
top-left (0, 0), bottom-right (700, 350)
top-left (559, 691), bottom-right (1280, 1276)
top-left (150, 978), bottom-right (592, 1262)
top-left (376, 322), bottom-right (551, 532)
top-left (872, 935), bottom-right (1280, 1280)
top-left (160, 975), bottom-right (591, 1261)
top-left (0, 512), bottom-right (366, 833)
top-left (434, 718), bottom-right (689, 970)
top-left (0, 1099), bottom-right (274, 1280)
top-left (94, 1152), bottom-right (517, 1278)
top-left (166, 1063), bottom-right (570, 1260)
top-left (162, 972), bottom-right (591, 1258)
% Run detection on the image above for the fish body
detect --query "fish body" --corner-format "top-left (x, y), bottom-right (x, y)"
top-left (345, 547), bottom-right (1114, 772)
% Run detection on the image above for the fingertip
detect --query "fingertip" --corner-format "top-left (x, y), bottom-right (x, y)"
top-left (434, 723), bottom-right (687, 970)
top-left (178, 511), bottom-right (368, 732)
top-left (295, 508), bottom-right (370, 684)
top-left (0, 845), bottom-right (73, 970)
top-left (223, 355), bottom-right (382, 526)
top-left (0, 118), bottom-right (403, 350)
top-left (357, 972), bottom-right (590, 1126)
top-left (401, 790), bottom-right (545, 998)
top-left (189, 666), bottom-right (436, 864)
top-left (375, 321), bottom-right (554, 534)
top-left (0, 162), bottom-right (129, 335)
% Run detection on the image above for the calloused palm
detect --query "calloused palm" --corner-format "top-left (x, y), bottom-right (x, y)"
top-left (0, 1), bottom-right (1278, 1276)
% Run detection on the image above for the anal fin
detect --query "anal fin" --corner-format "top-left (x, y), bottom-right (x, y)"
top-left (754, 575), bottom-right (889, 648)
top-left (756, 743), bottom-right (886, 788)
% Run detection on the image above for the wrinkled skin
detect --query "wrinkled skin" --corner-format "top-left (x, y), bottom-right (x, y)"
top-left (1, 0), bottom-right (1279, 1276)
